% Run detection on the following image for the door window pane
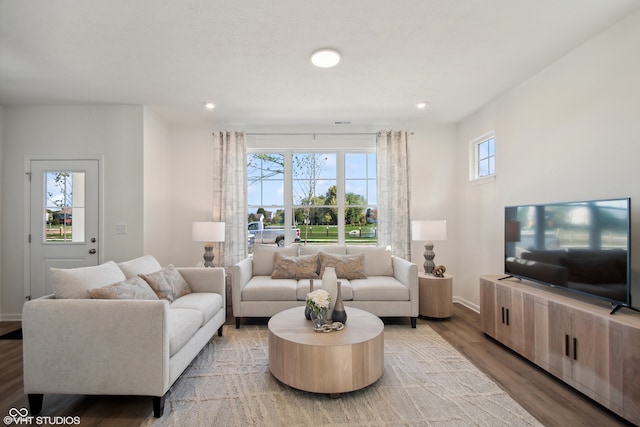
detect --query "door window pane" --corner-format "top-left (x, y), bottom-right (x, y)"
top-left (44, 171), bottom-right (85, 243)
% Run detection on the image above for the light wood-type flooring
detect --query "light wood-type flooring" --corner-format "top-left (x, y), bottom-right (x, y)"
top-left (0, 304), bottom-right (634, 426)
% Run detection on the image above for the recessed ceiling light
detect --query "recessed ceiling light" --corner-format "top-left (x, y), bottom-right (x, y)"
top-left (310, 49), bottom-right (341, 68)
top-left (204, 102), bottom-right (215, 110)
top-left (417, 101), bottom-right (429, 109)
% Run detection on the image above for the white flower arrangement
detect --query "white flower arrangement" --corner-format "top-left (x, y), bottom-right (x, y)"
top-left (306, 289), bottom-right (330, 313)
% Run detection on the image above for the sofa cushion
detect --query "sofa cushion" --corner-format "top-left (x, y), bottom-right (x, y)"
top-left (351, 276), bottom-right (409, 301)
top-left (117, 255), bottom-right (163, 279)
top-left (168, 308), bottom-right (203, 356)
top-left (318, 252), bottom-right (367, 279)
top-left (296, 279), bottom-right (353, 301)
top-left (271, 253), bottom-right (319, 279)
top-left (242, 277), bottom-right (297, 301)
top-left (88, 276), bottom-right (159, 300)
top-left (50, 261), bottom-right (127, 299)
top-left (170, 293), bottom-right (223, 326)
top-left (346, 246), bottom-right (394, 276)
top-left (140, 265), bottom-right (192, 302)
top-left (252, 245), bottom-right (298, 276)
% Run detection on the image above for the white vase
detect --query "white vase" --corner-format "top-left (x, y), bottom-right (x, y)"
top-left (322, 266), bottom-right (338, 320)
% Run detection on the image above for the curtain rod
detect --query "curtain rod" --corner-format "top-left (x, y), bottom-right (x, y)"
top-left (245, 132), bottom-right (413, 137)
top-left (246, 132), bottom-right (377, 136)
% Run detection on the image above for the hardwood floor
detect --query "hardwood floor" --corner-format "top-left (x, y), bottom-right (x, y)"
top-left (0, 305), bottom-right (635, 426)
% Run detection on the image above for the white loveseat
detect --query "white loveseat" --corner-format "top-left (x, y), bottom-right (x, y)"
top-left (22, 255), bottom-right (226, 418)
top-left (232, 245), bottom-right (418, 328)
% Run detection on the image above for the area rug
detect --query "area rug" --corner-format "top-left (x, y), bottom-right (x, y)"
top-left (145, 324), bottom-right (542, 427)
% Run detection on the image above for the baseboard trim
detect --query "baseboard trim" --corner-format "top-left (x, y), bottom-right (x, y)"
top-left (453, 296), bottom-right (479, 313)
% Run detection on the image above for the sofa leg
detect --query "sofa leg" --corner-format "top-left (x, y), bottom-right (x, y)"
top-left (410, 317), bottom-right (417, 328)
top-left (235, 317), bottom-right (241, 329)
top-left (217, 326), bottom-right (223, 337)
top-left (28, 394), bottom-right (43, 415)
top-left (152, 395), bottom-right (165, 417)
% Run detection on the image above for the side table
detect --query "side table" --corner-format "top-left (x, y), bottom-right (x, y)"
top-left (418, 273), bottom-right (453, 318)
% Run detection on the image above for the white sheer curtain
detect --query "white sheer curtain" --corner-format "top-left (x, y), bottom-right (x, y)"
top-left (212, 130), bottom-right (247, 269)
top-left (376, 130), bottom-right (412, 260)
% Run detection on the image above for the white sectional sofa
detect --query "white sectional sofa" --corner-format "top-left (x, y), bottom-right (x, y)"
top-left (22, 255), bottom-right (226, 418)
top-left (232, 244), bottom-right (418, 328)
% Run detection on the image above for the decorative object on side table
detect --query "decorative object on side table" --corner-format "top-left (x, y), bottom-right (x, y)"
top-left (305, 279), bottom-right (314, 320)
top-left (331, 281), bottom-right (347, 324)
top-left (306, 289), bottom-right (331, 330)
top-left (432, 265), bottom-right (446, 278)
top-left (192, 221), bottom-right (225, 267)
top-left (411, 220), bottom-right (447, 274)
top-left (322, 266), bottom-right (338, 320)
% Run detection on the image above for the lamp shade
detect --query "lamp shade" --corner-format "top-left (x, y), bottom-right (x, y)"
top-left (411, 220), bottom-right (447, 241)
top-left (192, 222), bottom-right (225, 242)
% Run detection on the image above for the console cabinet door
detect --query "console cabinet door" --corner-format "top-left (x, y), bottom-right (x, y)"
top-left (479, 278), bottom-right (497, 338)
top-left (548, 301), bottom-right (573, 381)
top-left (548, 303), bottom-right (622, 411)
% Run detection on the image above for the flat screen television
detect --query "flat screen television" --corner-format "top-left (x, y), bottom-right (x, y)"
top-left (503, 198), bottom-right (631, 314)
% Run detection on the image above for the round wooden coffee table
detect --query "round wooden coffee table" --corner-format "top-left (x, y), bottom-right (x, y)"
top-left (268, 306), bottom-right (384, 396)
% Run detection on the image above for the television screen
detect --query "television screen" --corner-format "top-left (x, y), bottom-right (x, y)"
top-left (504, 198), bottom-right (630, 310)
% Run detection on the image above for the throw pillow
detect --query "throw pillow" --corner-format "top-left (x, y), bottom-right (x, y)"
top-left (318, 252), bottom-right (367, 280)
top-left (271, 253), bottom-right (319, 279)
top-left (117, 255), bottom-right (163, 279)
top-left (88, 276), bottom-right (160, 300)
top-left (346, 246), bottom-right (394, 276)
top-left (50, 261), bottom-right (127, 299)
top-left (252, 245), bottom-right (299, 276)
top-left (139, 265), bottom-right (192, 302)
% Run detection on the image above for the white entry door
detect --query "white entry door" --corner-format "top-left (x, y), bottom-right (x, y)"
top-left (29, 159), bottom-right (100, 299)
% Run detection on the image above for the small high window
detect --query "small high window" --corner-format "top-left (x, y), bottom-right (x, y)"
top-left (470, 132), bottom-right (496, 182)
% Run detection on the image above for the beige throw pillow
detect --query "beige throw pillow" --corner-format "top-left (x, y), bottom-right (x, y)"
top-left (50, 261), bottom-right (127, 299)
top-left (271, 253), bottom-right (319, 279)
top-left (88, 276), bottom-right (159, 300)
top-left (318, 252), bottom-right (367, 280)
top-left (139, 265), bottom-right (192, 302)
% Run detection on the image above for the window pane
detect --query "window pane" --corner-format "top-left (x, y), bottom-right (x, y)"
top-left (44, 171), bottom-right (85, 243)
top-left (292, 153), bottom-right (335, 180)
top-left (292, 153), bottom-right (336, 206)
top-left (345, 153), bottom-right (367, 178)
top-left (247, 153), bottom-right (284, 207)
top-left (488, 137), bottom-right (495, 156)
top-left (489, 156), bottom-right (496, 175)
top-left (478, 159), bottom-right (489, 177)
top-left (478, 141), bottom-right (488, 159)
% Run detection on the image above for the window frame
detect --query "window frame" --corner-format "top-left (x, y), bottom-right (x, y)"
top-left (247, 148), bottom-right (377, 246)
top-left (469, 131), bottom-right (496, 184)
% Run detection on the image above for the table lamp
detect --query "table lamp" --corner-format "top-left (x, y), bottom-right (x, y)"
top-left (192, 221), bottom-right (225, 267)
top-left (411, 220), bottom-right (447, 274)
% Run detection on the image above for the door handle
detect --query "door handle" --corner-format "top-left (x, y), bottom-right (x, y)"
top-left (89, 249), bottom-right (97, 254)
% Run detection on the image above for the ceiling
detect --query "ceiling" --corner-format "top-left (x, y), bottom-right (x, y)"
top-left (1, 1), bottom-right (638, 128)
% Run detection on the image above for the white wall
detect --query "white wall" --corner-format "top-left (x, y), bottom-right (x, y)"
top-left (167, 124), bottom-right (217, 268)
top-left (408, 123), bottom-right (458, 280)
top-left (143, 107), bottom-right (173, 265)
top-left (1, 105), bottom-right (145, 319)
top-left (455, 9), bottom-right (640, 310)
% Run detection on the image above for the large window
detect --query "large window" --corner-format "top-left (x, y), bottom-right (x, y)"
top-left (248, 150), bottom-right (377, 247)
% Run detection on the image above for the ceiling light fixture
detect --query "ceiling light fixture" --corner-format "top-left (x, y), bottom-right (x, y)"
top-left (417, 101), bottom-right (429, 109)
top-left (204, 102), bottom-right (215, 110)
top-left (310, 48), bottom-right (341, 68)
